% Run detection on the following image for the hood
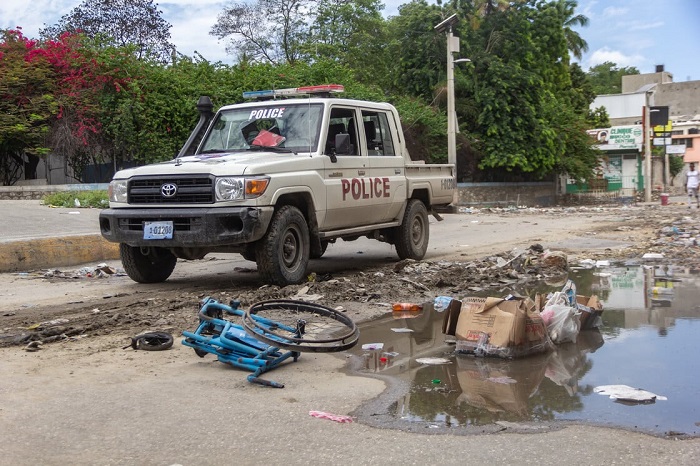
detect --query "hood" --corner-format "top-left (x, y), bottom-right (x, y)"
top-left (113, 151), bottom-right (312, 179)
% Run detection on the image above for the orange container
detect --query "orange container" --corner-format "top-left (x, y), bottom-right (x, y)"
top-left (392, 302), bottom-right (423, 312)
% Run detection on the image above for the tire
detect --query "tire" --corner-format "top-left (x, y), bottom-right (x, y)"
top-left (309, 240), bottom-right (329, 259)
top-left (395, 199), bottom-right (429, 260)
top-left (256, 206), bottom-right (310, 285)
top-left (120, 244), bottom-right (177, 283)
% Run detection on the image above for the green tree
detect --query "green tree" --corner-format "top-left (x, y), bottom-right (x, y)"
top-left (557, 0), bottom-right (588, 60)
top-left (211, 0), bottom-right (310, 64)
top-left (455, 0), bottom-right (598, 180)
top-left (306, 0), bottom-right (388, 85)
top-left (586, 61), bottom-right (640, 95)
top-left (385, 0), bottom-right (445, 99)
top-left (41, 0), bottom-right (174, 62)
top-left (0, 29), bottom-right (57, 185)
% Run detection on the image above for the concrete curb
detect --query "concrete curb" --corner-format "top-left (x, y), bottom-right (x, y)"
top-left (0, 235), bottom-right (120, 273)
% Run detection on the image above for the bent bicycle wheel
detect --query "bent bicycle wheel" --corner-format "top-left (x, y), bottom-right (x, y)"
top-left (242, 299), bottom-right (359, 353)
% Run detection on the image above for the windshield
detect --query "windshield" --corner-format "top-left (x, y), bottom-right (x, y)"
top-left (198, 103), bottom-right (323, 153)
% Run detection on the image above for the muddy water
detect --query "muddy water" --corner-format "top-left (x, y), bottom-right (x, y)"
top-left (349, 265), bottom-right (700, 436)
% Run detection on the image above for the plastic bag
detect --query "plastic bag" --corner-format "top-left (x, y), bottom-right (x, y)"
top-left (544, 303), bottom-right (580, 344)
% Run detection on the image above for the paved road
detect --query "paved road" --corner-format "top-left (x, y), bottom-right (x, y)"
top-left (0, 200), bottom-right (103, 242)
top-left (2, 199), bottom-right (699, 464)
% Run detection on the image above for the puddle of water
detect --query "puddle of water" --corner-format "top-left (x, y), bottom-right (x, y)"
top-left (350, 265), bottom-right (700, 436)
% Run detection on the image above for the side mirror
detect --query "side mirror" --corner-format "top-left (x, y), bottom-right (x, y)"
top-left (335, 133), bottom-right (353, 155)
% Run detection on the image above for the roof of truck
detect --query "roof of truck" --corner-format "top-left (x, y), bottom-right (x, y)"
top-left (217, 98), bottom-right (397, 112)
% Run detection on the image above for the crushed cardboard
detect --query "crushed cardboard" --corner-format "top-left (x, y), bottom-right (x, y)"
top-left (442, 296), bottom-right (553, 359)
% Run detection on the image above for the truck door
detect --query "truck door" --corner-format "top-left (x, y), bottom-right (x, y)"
top-left (322, 107), bottom-right (374, 230)
top-left (362, 109), bottom-right (406, 223)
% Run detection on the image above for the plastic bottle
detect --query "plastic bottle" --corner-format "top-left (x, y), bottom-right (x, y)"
top-left (392, 302), bottom-right (423, 312)
top-left (433, 296), bottom-right (453, 312)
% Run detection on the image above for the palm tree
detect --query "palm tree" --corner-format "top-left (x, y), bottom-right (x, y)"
top-left (558, 0), bottom-right (589, 60)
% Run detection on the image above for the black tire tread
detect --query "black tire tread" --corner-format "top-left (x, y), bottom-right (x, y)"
top-left (120, 244), bottom-right (177, 283)
top-left (256, 206), bottom-right (310, 285)
top-left (395, 199), bottom-right (429, 260)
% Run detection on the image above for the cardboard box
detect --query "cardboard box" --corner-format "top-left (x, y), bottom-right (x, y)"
top-left (575, 295), bottom-right (603, 330)
top-left (442, 297), bottom-right (552, 359)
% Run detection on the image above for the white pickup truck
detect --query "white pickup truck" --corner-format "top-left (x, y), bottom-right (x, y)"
top-left (99, 85), bottom-right (455, 285)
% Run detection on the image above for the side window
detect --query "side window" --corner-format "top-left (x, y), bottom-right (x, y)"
top-left (326, 107), bottom-right (359, 155)
top-left (361, 111), bottom-right (395, 156)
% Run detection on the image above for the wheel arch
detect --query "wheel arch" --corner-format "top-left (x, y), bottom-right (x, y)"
top-left (273, 191), bottom-right (322, 253)
top-left (408, 187), bottom-right (431, 209)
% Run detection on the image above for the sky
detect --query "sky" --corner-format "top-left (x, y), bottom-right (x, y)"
top-left (1, 0), bottom-right (700, 82)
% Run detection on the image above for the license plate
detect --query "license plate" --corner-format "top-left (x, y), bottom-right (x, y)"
top-left (143, 221), bottom-right (174, 240)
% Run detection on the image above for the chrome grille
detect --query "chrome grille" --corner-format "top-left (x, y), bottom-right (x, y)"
top-left (128, 175), bottom-right (215, 204)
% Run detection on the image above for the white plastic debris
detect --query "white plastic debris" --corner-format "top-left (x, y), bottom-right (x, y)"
top-left (486, 376), bottom-right (517, 384)
top-left (361, 343), bottom-right (384, 351)
top-left (390, 328), bottom-right (414, 333)
top-left (593, 384), bottom-right (667, 403)
top-left (578, 259), bottom-right (596, 268)
top-left (415, 357), bottom-right (451, 365)
top-left (433, 296), bottom-right (453, 313)
top-left (642, 253), bottom-right (664, 260)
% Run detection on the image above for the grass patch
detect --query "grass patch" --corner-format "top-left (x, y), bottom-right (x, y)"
top-left (43, 190), bottom-right (109, 208)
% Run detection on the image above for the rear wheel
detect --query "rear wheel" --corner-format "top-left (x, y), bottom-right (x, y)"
top-left (256, 206), bottom-right (310, 285)
top-left (395, 199), bottom-right (429, 260)
top-left (120, 244), bottom-right (177, 283)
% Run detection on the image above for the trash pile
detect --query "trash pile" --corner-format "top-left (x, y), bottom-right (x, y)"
top-left (40, 263), bottom-right (123, 279)
top-left (645, 216), bottom-right (700, 268)
top-left (441, 279), bottom-right (603, 359)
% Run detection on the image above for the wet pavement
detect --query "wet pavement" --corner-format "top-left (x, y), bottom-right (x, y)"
top-left (348, 264), bottom-right (700, 437)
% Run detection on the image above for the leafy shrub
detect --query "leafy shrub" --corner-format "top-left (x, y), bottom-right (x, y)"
top-left (43, 190), bottom-right (109, 208)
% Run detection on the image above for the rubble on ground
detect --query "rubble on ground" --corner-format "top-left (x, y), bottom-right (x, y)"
top-left (2, 204), bottom-right (699, 347)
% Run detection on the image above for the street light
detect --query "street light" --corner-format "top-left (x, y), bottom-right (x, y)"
top-left (435, 14), bottom-right (469, 205)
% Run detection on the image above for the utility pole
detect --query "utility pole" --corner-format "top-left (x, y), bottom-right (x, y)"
top-left (644, 92), bottom-right (652, 203)
top-left (435, 14), bottom-right (461, 205)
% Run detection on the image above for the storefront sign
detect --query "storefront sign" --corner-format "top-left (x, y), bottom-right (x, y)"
top-left (588, 126), bottom-right (643, 150)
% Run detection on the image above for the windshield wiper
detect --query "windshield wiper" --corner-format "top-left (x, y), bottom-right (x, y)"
top-left (198, 148), bottom-right (235, 154)
top-left (247, 145), bottom-right (296, 154)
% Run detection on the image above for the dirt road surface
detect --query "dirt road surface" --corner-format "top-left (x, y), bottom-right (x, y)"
top-left (2, 204), bottom-right (700, 464)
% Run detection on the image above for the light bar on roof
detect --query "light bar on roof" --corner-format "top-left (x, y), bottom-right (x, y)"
top-left (242, 84), bottom-right (344, 100)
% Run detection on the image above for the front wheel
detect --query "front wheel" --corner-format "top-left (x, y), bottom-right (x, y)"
top-left (256, 206), bottom-right (310, 285)
top-left (120, 244), bottom-right (177, 283)
top-left (394, 199), bottom-right (429, 260)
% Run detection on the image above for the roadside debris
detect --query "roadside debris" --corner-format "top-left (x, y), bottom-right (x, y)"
top-left (594, 385), bottom-right (668, 403)
top-left (24, 341), bottom-right (42, 352)
top-left (182, 297), bottom-right (359, 388)
top-left (415, 357), bottom-right (451, 365)
top-left (124, 332), bottom-right (174, 351)
top-left (362, 343), bottom-right (384, 351)
top-left (309, 411), bottom-right (354, 423)
top-left (442, 279), bottom-right (603, 359)
top-left (40, 263), bottom-right (124, 279)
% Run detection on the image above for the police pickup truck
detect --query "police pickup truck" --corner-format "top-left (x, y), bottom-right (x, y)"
top-left (99, 85), bottom-right (455, 285)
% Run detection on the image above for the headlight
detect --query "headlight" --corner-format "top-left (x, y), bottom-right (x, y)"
top-left (216, 177), bottom-right (245, 201)
top-left (109, 180), bottom-right (128, 203)
top-left (215, 176), bottom-right (270, 201)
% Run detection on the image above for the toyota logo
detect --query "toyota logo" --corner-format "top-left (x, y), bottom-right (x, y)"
top-left (161, 183), bottom-right (178, 198)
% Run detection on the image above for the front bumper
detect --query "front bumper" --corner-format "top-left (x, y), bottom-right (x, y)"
top-left (99, 206), bottom-right (274, 248)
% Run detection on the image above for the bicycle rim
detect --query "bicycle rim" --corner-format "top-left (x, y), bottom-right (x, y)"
top-left (242, 299), bottom-right (360, 352)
